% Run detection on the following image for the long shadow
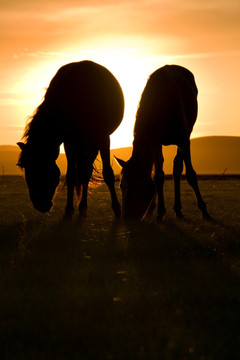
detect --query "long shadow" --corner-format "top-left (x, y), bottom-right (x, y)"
top-left (0, 217), bottom-right (239, 359)
top-left (106, 219), bottom-right (240, 360)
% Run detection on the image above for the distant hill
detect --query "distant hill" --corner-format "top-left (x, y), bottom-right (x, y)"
top-left (0, 146), bottom-right (22, 175)
top-left (0, 136), bottom-right (239, 175)
top-left (111, 136), bottom-right (240, 175)
top-left (187, 136), bottom-right (240, 175)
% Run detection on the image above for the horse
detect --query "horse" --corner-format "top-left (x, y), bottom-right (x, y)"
top-left (17, 60), bottom-right (124, 219)
top-left (116, 65), bottom-right (211, 221)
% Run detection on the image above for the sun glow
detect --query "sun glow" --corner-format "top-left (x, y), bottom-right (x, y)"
top-left (16, 41), bottom-right (229, 152)
top-left (1, 0), bottom-right (240, 151)
top-left (17, 45), bottom-right (162, 150)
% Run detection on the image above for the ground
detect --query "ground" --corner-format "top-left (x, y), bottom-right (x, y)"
top-left (0, 176), bottom-right (239, 360)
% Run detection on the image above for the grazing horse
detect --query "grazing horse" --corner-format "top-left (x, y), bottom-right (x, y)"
top-left (17, 60), bottom-right (124, 218)
top-left (116, 65), bottom-right (210, 221)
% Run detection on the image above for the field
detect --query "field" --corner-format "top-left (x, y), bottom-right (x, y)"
top-left (0, 175), bottom-right (240, 360)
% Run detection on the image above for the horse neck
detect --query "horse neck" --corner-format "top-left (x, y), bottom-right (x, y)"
top-left (26, 109), bottom-right (62, 159)
top-left (132, 133), bottom-right (155, 174)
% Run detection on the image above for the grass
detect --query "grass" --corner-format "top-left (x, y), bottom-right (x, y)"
top-left (0, 175), bottom-right (240, 360)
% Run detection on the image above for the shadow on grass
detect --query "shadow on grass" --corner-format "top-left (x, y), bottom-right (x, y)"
top-left (0, 216), bottom-right (239, 360)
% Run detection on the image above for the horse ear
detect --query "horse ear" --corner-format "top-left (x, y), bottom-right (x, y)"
top-left (114, 156), bottom-right (126, 168)
top-left (17, 142), bottom-right (25, 151)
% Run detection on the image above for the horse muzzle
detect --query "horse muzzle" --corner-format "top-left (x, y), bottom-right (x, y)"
top-left (32, 200), bottom-right (53, 213)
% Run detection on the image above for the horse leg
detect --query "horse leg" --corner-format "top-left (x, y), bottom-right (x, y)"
top-left (181, 141), bottom-right (211, 219)
top-left (78, 182), bottom-right (89, 218)
top-left (154, 146), bottom-right (166, 221)
top-left (64, 167), bottom-right (75, 219)
top-left (173, 147), bottom-right (184, 218)
top-left (77, 154), bottom-right (95, 219)
top-left (63, 143), bottom-right (75, 219)
top-left (100, 137), bottom-right (121, 218)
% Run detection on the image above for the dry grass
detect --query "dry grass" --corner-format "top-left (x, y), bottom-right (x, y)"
top-left (0, 175), bottom-right (239, 360)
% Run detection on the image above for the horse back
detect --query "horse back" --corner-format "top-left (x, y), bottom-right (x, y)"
top-left (134, 65), bottom-right (198, 146)
top-left (44, 61), bottom-right (124, 143)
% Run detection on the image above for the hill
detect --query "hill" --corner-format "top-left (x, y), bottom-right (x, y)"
top-left (112, 136), bottom-right (240, 175)
top-left (0, 136), bottom-right (239, 175)
top-left (0, 146), bottom-right (22, 175)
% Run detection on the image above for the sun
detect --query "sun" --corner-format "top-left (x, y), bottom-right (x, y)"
top-left (101, 55), bottom-right (149, 149)
top-left (18, 44), bottom-right (161, 150)
top-left (65, 47), bottom-right (153, 149)
top-left (82, 49), bottom-right (154, 149)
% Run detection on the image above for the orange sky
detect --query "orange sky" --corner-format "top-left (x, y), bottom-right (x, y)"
top-left (0, 0), bottom-right (240, 149)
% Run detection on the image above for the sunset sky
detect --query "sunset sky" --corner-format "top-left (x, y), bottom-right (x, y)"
top-left (1, 0), bottom-right (240, 149)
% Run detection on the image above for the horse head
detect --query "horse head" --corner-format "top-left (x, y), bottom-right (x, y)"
top-left (17, 142), bottom-right (60, 213)
top-left (115, 156), bottom-right (155, 221)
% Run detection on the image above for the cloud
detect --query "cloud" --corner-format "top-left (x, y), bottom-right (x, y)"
top-left (1, 0), bottom-right (240, 79)
top-left (1, 0), bottom-right (239, 57)
top-left (0, 93), bottom-right (24, 106)
top-left (0, 125), bottom-right (23, 132)
top-left (0, 0), bottom-right (139, 13)
top-left (12, 49), bottom-right (66, 60)
top-left (168, 50), bottom-right (240, 60)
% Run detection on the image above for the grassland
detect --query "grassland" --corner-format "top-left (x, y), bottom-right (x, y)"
top-left (0, 175), bottom-right (240, 360)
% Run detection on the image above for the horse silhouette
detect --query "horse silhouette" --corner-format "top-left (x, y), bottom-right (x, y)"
top-left (116, 65), bottom-right (211, 221)
top-left (17, 60), bottom-right (124, 218)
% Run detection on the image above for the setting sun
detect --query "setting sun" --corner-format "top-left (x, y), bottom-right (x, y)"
top-left (16, 45), bottom-right (153, 150)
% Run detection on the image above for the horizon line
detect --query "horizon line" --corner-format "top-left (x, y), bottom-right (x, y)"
top-left (0, 135), bottom-right (240, 152)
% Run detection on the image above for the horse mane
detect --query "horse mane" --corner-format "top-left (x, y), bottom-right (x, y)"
top-left (22, 101), bottom-right (49, 143)
top-left (17, 93), bottom-right (62, 169)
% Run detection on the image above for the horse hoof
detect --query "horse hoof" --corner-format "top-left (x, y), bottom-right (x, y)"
top-left (176, 212), bottom-right (184, 219)
top-left (156, 214), bottom-right (165, 222)
top-left (114, 211), bottom-right (121, 219)
top-left (113, 203), bottom-right (121, 218)
top-left (202, 212), bottom-right (214, 222)
top-left (78, 209), bottom-right (87, 219)
top-left (62, 213), bottom-right (73, 222)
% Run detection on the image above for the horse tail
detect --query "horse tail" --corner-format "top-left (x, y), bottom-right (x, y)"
top-left (75, 157), bottom-right (101, 204)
